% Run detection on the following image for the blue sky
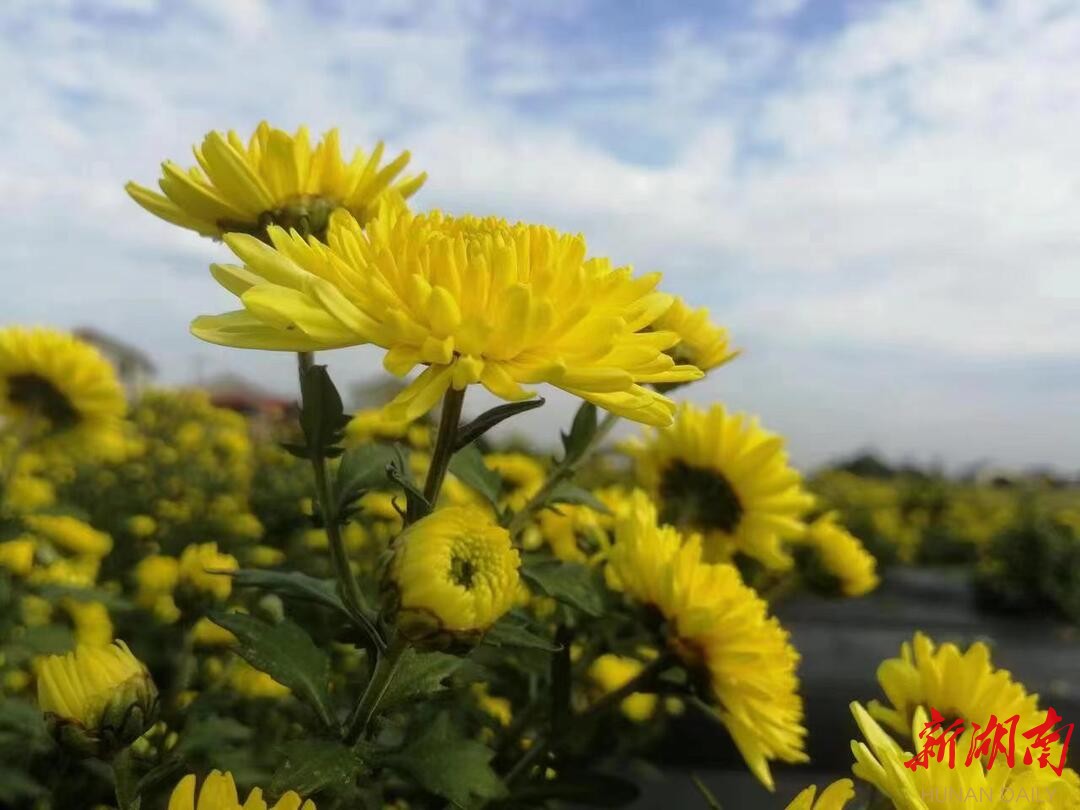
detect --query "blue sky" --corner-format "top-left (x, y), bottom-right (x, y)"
top-left (2, 0), bottom-right (1078, 470)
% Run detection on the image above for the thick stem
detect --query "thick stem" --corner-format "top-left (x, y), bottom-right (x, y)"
top-left (506, 410), bottom-right (619, 537)
top-left (423, 386), bottom-right (466, 505)
top-left (344, 634), bottom-right (408, 744)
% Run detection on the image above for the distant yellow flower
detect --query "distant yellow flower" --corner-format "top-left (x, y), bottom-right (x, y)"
top-left (167, 770), bottom-right (314, 810)
top-left (36, 641), bottom-right (157, 755)
top-left (802, 512), bottom-right (879, 597)
top-left (0, 537), bottom-right (35, 576)
top-left (783, 780), bottom-right (854, 810)
top-left (652, 296), bottom-right (738, 374)
top-left (345, 406), bottom-right (416, 444)
top-left (588, 654), bottom-right (658, 722)
top-left (387, 506), bottom-right (520, 641)
top-left (31, 557), bottom-right (99, 588)
top-left (626, 402), bottom-right (814, 569)
top-left (133, 554), bottom-right (180, 613)
top-left (227, 660), bottom-right (289, 699)
top-left (178, 543), bottom-right (238, 601)
top-left (191, 617), bottom-right (237, 648)
top-left (606, 492), bottom-right (806, 790)
top-left (0, 327), bottom-right (125, 457)
top-left (472, 683), bottom-right (512, 727)
top-left (24, 514), bottom-right (112, 558)
top-left (126, 514), bottom-right (157, 538)
top-left (539, 485), bottom-right (630, 565)
top-left (484, 453), bottom-right (546, 512)
top-left (62, 599), bottom-right (113, 646)
top-left (246, 545), bottom-right (285, 567)
top-left (127, 121), bottom-right (423, 241)
top-left (191, 207), bottom-right (702, 426)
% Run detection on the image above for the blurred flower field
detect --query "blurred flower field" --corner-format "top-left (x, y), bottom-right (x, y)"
top-left (0, 123), bottom-right (1077, 809)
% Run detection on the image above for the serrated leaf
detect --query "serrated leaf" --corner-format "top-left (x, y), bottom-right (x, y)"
top-left (484, 616), bottom-right (560, 651)
top-left (272, 739), bottom-right (364, 795)
top-left (231, 569), bottom-right (349, 619)
top-left (299, 364), bottom-right (349, 457)
top-left (522, 559), bottom-right (606, 618)
top-left (334, 444), bottom-right (397, 510)
top-left (449, 443), bottom-right (502, 507)
top-left (378, 648), bottom-right (462, 711)
top-left (454, 398), bottom-right (545, 450)
top-left (544, 481), bottom-right (612, 514)
top-left (383, 714), bottom-right (505, 807)
top-left (513, 770), bottom-right (641, 807)
top-left (560, 401), bottom-right (597, 465)
top-left (208, 613), bottom-right (335, 728)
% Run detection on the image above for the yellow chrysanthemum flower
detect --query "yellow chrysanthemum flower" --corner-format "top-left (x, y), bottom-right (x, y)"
top-left (126, 514), bottom-right (158, 538)
top-left (652, 296), bottom-right (738, 374)
top-left (178, 543), bottom-right (238, 601)
top-left (484, 453), bottom-right (547, 512)
top-left (345, 406), bottom-right (416, 444)
top-left (36, 640), bottom-right (157, 755)
top-left (626, 402), bottom-right (814, 569)
top-left (588, 654), bottom-right (658, 722)
top-left (540, 485), bottom-right (633, 564)
top-left (226, 660), bottom-right (289, 699)
top-left (784, 780), bottom-right (855, 810)
top-left (387, 506), bottom-right (521, 640)
top-left (0, 536), bottom-right (35, 576)
top-left (30, 556), bottom-right (99, 588)
top-left (167, 770), bottom-right (314, 810)
top-left (23, 514), bottom-right (113, 559)
top-left (802, 512), bottom-right (879, 597)
top-left (191, 207), bottom-right (702, 426)
top-left (850, 702), bottom-right (1076, 810)
top-left (62, 599), bottom-right (113, 646)
top-left (192, 617), bottom-right (238, 648)
top-left (472, 682), bottom-right (513, 727)
top-left (606, 492), bottom-right (806, 789)
top-left (127, 122), bottom-right (424, 241)
top-left (0, 327), bottom-right (125, 457)
top-left (133, 554), bottom-right (181, 622)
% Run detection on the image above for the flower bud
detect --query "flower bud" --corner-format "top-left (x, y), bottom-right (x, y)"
top-left (36, 641), bottom-right (158, 758)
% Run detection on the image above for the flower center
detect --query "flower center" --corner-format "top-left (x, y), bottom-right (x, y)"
top-left (450, 553), bottom-right (477, 590)
top-left (220, 195), bottom-right (340, 241)
top-left (658, 461), bottom-right (743, 534)
top-left (7, 373), bottom-right (79, 430)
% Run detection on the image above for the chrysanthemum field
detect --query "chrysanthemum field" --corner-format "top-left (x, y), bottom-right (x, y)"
top-left (0, 123), bottom-right (1077, 810)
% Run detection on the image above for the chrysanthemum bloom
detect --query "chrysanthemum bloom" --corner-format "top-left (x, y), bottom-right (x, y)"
top-left (178, 542), bottom-right (238, 602)
top-left (783, 780), bottom-right (854, 810)
top-left (625, 402), bottom-right (814, 569)
top-left (606, 492), bottom-right (807, 790)
top-left (651, 296), bottom-right (738, 377)
top-left (133, 554), bottom-right (181, 622)
top-left (484, 453), bottom-right (546, 512)
top-left (191, 207), bottom-right (702, 425)
top-left (386, 506), bottom-right (520, 644)
top-left (126, 514), bottom-right (157, 538)
top-left (227, 660), bottom-right (290, 699)
top-left (127, 122), bottom-right (424, 241)
top-left (36, 640), bottom-right (157, 756)
top-left (587, 654), bottom-right (658, 722)
top-left (0, 536), bottom-right (35, 576)
top-left (0, 327), bottom-right (125, 458)
top-left (62, 598), bottom-right (113, 646)
top-left (801, 512), bottom-right (879, 597)
top-left (850, 702), bottom-right (1078, 809)
top-left (168, 770), bottom-right (315, 810)
top-left (472, 682), bottom-right (513, 727)
top-left (23, 514), bottom-right (113, 559)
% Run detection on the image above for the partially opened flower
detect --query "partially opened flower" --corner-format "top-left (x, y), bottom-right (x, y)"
top-left (167, 770), bottom-right (315, 810)
top-left (651, 296), bottom-right (738, 378)
top-left (783, 780), bottom-right (854, 810)
top-left (0, 327), bottom-right (125, 458)
top-left (127, 122), bottom-right (424, 241)
top-left (626, 402), bottom-right (814, 569)
top-left (191, 207), bottom-right (702, 426)
top-left (801, 512), bottom-right (879, 597)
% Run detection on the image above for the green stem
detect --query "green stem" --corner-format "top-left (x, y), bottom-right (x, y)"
top-left (506, 410), bottom-right (619, 537)
top-left (505, 651), bottom-right (672, 787)
top-left (112, 747), bottom-right (140, 810)
top-left (423, 386), bottom-right (466, 505)
top-left (344, 634), bottom-right (408, 744)
top-left (690, 773), bottom-right (724, 810)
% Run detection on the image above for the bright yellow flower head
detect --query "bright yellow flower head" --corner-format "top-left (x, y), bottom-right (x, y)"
top-left (606, 492), bottom-right (807, 790)
top-left (484, 452), bottom-right (547, 512)
top-left (588, 654), bottom-right (658, 722)
top-left (178, 543), bottom-right (238, 601)
top-left (784, 780), bottom-right (855, 810)
top-left (652, 296), bottom-right (738, 374)
top-left (803, 511), bottom-right (879, 597)
top-left (191, 617), bottom-right (238, 648)
top-left (127, 121), bottom-right (424, 241)
top-left (36, 640), bottom-right (157, 754)
top-left (388, 506), bottom-right (521, 640)
top-left (24, 514), bottom-right (113, 559)
top-left (167, 770), bottom-right (315, 810)
top-left (626, 402), bottom-right (814, 569)
top-left (227, 660), bottom-right (290, 699)
top-left (62, 598), bottom-right (113, 646)
top-left (0, 537), bottom-right (36, 577)
top-left (0, 327), bottom-right (125, 458)
top-left (134, 554), bottom-right (180, 603)
top-left (191, 206), bottom-right (702, 426)
top-left (126, 514), bottom-right (158, 538)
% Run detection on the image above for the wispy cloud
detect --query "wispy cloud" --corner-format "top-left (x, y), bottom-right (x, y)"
top-left (1, 0), bottom-right (1077, 469)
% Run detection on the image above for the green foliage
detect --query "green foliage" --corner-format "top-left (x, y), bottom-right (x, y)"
top-left (271, 739), bottom-right (365, 796)
top-left (522, 557), bottom-right (607, 618)
top-left (448, 443), bottom-right (502, 508)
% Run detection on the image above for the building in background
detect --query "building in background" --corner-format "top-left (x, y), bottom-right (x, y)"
top-left (74, 327), bottom-right (156, 398)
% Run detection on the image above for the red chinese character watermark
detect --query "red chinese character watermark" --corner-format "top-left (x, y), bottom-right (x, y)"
top-left (1022, 706), bottom-right (1074, 777)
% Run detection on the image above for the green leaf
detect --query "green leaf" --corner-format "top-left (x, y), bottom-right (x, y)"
top-left (176, 715), bottom-right (253, 756)
top-left (0, 697), bottom-right (50, 753)
top-left (514, 770), bottom-right (641, 807)
top-left (544, 481), bottom-right (612, 514)
top-left (383, 713), bottom-right (505, 807)
top-left (379, 648), bottom-right (463, 712)
top-left (560, 401), bottom-right (597, 465)
top-left (334, 444), bottom-right (396, 510)
top-left (484, 616), bottom-right (560, 652)
top-left (454, 398), bottom-right (545, 451)
top-left (231, 569), bottom-right (349, 619)
top-left (208, 613), bottom-right (335, 728)
top-left (5, 624), bottom-right (74, 666)
top-left (521, 559), bottom-right (606, 618)
top-left (272, 739), bottom-right (364, 796)
top-left (299, 364), bottom-right (349, 457)
top-left (387, 449), bottom-right (431, 523)
top-left (0, 767), bottom-right (45, 804)
top-left (32, 584), bottom-right (134, 611)
top-left (449, 443), bottom-right (501, 507)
